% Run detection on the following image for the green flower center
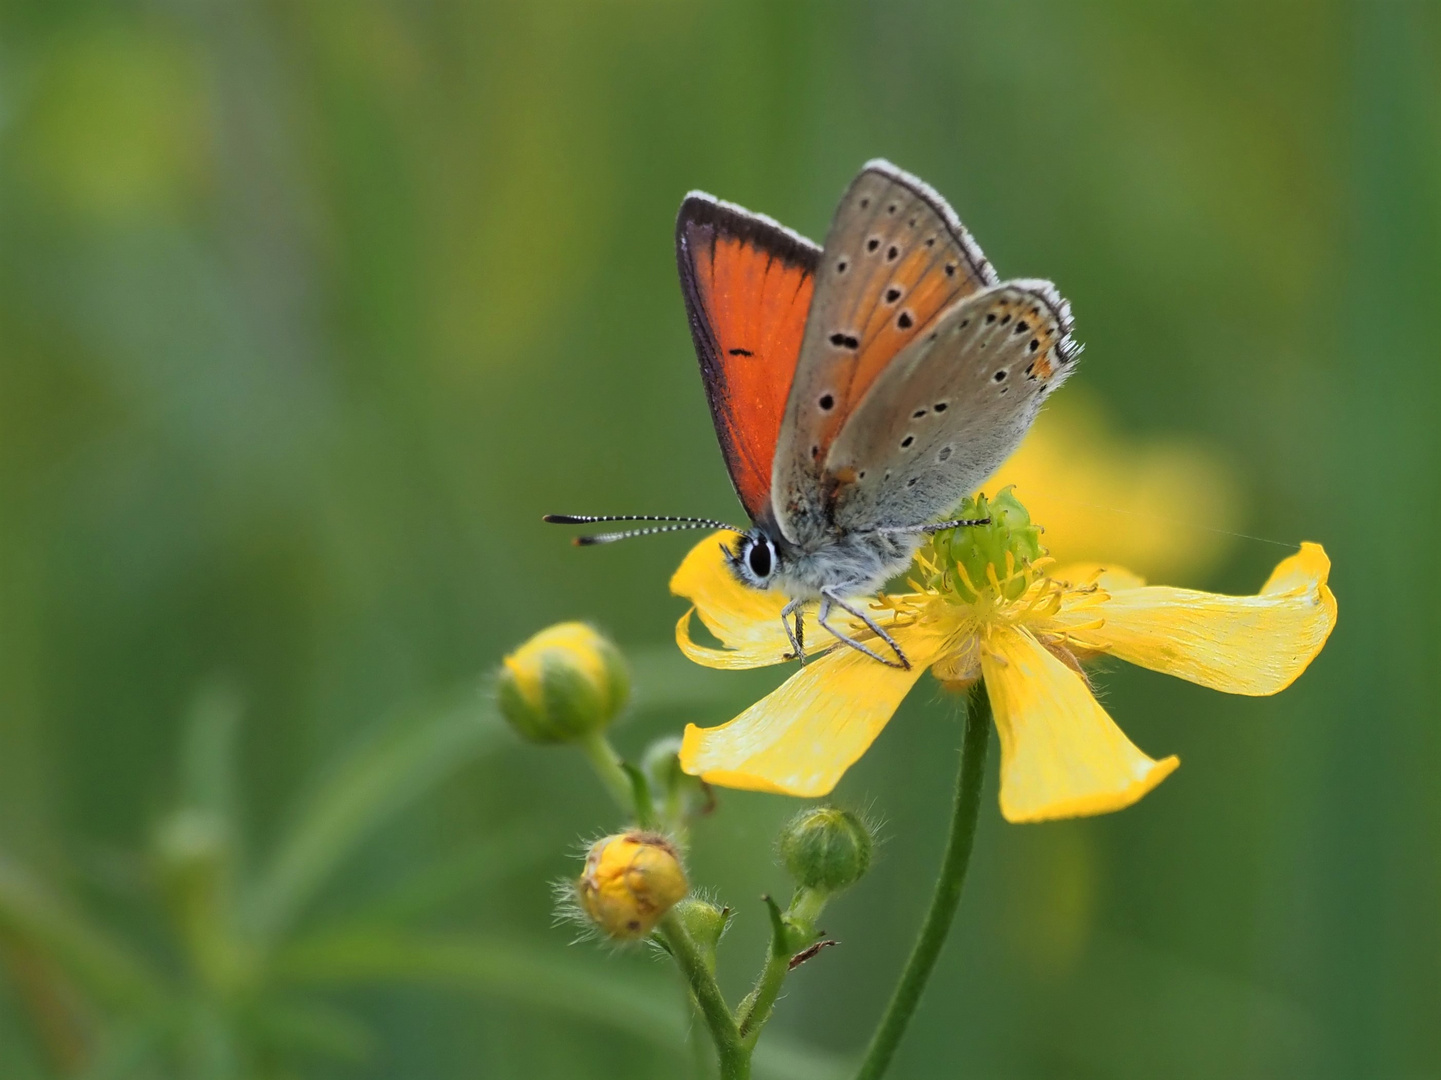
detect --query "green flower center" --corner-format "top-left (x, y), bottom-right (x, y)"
top-left (918, 487), bottom-right (1045, 604)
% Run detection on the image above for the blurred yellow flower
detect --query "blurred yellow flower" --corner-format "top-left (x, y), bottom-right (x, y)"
top-left (671, 493), bottom-right (1335, 823)
top-left (990, 394), bottom-right (1240, 581)
top-left (576, 831), bottom-right (689, 940)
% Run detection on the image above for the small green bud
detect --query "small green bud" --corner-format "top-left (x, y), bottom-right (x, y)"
top-left (672, 897), bottom-right (730, 969)
top-left (152, 809), bottom-right (250, 993)
top-left (498, 622), bottom-right (630, 743)
top-left (641, 735), bottom-right (685, 791)
top-left (923, 487), bottom-right (1045, 602)
top-left (642, 735), bottom-right (712, 821)
top-left (153, 808), bottom-right (231, 896)
top-left (777, 806), bottom-right (874, 894)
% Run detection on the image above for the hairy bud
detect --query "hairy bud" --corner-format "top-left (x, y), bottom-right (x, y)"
top-left (498, 622), bottom-right (629, 743)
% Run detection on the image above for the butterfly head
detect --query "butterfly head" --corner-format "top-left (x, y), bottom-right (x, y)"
top-left (726, 528), bottom-right (782, 589)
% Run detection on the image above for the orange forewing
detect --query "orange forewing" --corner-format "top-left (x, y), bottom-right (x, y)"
top-left (677, 196), bottom-right (819, 524)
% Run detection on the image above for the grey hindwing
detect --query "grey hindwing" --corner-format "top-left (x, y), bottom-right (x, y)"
top-left (824, 279), bottom-right (1079, 532)
top-left (771, 160), bottom-right (996, 545)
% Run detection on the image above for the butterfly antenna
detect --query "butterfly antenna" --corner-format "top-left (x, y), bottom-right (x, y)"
top-left (543, 513), bottom-right (745, 546)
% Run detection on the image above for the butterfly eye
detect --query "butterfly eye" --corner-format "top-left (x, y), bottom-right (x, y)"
top-left (747, 539), bottom-right (773, 579)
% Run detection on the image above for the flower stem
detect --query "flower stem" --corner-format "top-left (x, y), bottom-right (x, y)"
top-left (853, 686), bottom-right (991, 1080)
top-left (736, 896), bottom-right (791, 1044)
top-left (737, 888), bottom-right (825, 1046)
top-left (577, 732), bottom-right (635, 815)
top-left (659, 911), bottom-right (749, 1079)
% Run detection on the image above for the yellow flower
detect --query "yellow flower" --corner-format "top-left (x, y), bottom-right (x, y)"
top-left (670, 492), bottom-right (1335, 823)
top-left (989, 394), bottom-right (1240, 581)
top-left (576, 831), bottom-right (689, 940)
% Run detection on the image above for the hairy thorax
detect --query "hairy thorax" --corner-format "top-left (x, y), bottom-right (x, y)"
top-left (772, 528), bottom-right (921, 600)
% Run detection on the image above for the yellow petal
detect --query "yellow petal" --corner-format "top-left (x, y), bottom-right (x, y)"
top-left (669, 533), bottom-right (795, 669)
top-left (983, 624), bottom-right (1179, 823)
top-left (674, 608), bottom-right (792, 670)
top-left (1064, 542), bottom-right (1336, 695)
top-left (679, 620), bottom-right (951, 796)
top-left (1050, 563), bottom-right (1148, 592)
top-left (988, 395), bottom-right (1239, 580)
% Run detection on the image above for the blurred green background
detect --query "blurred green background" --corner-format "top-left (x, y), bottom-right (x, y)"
top-left (1, 1), bottom-right (1437, 1077)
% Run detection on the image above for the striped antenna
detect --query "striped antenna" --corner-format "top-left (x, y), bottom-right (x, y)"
top-left (543, 513), bottom-right (745, 546)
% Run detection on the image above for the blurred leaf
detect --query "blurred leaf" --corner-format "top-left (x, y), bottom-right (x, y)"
top-left (244, 690), bottom-right (505, 944)
top-left (0, 939), bottom-right (90, 1078)
top-left (250, 997), bottom-right (375, 1065)
top-left (275, 928), bottom-right (679, 1042)
top-left (73, 1023), bottom-right (166, 1080)
top-left (627, 644), bottom-right (779, 716)
top-left (0, 852), bottom-right (166, 1014)
top-left (179, 681), bottom-right (244, 825)
top-left (331, 824), bottom-right (544, 927)
top-left (1043, 932), bottom-right (1326, 1078)
top-left (11, 24), bottom-right (213, 220)
top-left (273, 929), bottom-right (846, 1080)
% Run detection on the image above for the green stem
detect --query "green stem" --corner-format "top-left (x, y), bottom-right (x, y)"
top-left (736, 896), bottom-right (790, 1044)
top-left (658, 912), bottom-right (749, 1080)
top-left (578, 732), bottom-right (635, 816)
top-left (737, 888), bottom-right (826, 1045)
top-left (853, 686), bottom-right (991, 1080)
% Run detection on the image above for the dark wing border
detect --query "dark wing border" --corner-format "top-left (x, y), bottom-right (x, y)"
top-left (675, 192), bottom-right (821, 523)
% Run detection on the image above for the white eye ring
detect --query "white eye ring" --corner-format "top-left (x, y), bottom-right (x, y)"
top-left (740, 534), bottom-right (776, 583)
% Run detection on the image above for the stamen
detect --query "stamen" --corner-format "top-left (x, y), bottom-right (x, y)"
top-left (953, 561), bottom-right (981, 599)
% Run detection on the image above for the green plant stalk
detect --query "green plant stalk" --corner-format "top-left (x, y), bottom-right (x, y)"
top-left (658, 912), bottom-right (749, 1080)
top-left (736, 897), bottom-right (789, 1043)
top-left (579, 732), bottom-right (637, 815)
top-left (247, 693), bottom-right (501, 943)
top-left (737, 888), bottom-right (825, 1045)
top-left (853, 686), bottom-right (991, 1080)
top-left (580, 733), bottom-right (741, 1073)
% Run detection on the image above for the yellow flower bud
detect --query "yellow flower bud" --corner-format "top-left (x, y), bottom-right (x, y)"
top-left (577, 831), bottom-right (688, 940)
top-left (498, 622), bottom-right (629, 743)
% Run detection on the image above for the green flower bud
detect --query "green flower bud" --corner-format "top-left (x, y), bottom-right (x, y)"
top-left (498, 622), bottom-right (630, 743)
top-left (642, 735), bottom-right (712, 821)
top-left (152, 809), bottom-right (249, 993)
top-left (922, 487), bottom-right (1045, 602)
top-left (153, 808), bottom-right (231, 897)
top-left (671, 897), bottom-right (730, 969)
top-left (777, 806), bottom-right (874, 894)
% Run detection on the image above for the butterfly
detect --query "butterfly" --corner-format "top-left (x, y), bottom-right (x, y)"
top-left (548, 160), bottom-right (1079, 669)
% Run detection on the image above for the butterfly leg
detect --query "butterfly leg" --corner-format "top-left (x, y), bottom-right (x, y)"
top-left (780, 598), bottom-right (806, 665)
top-left (818, 590), bottom-right (910, 670)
